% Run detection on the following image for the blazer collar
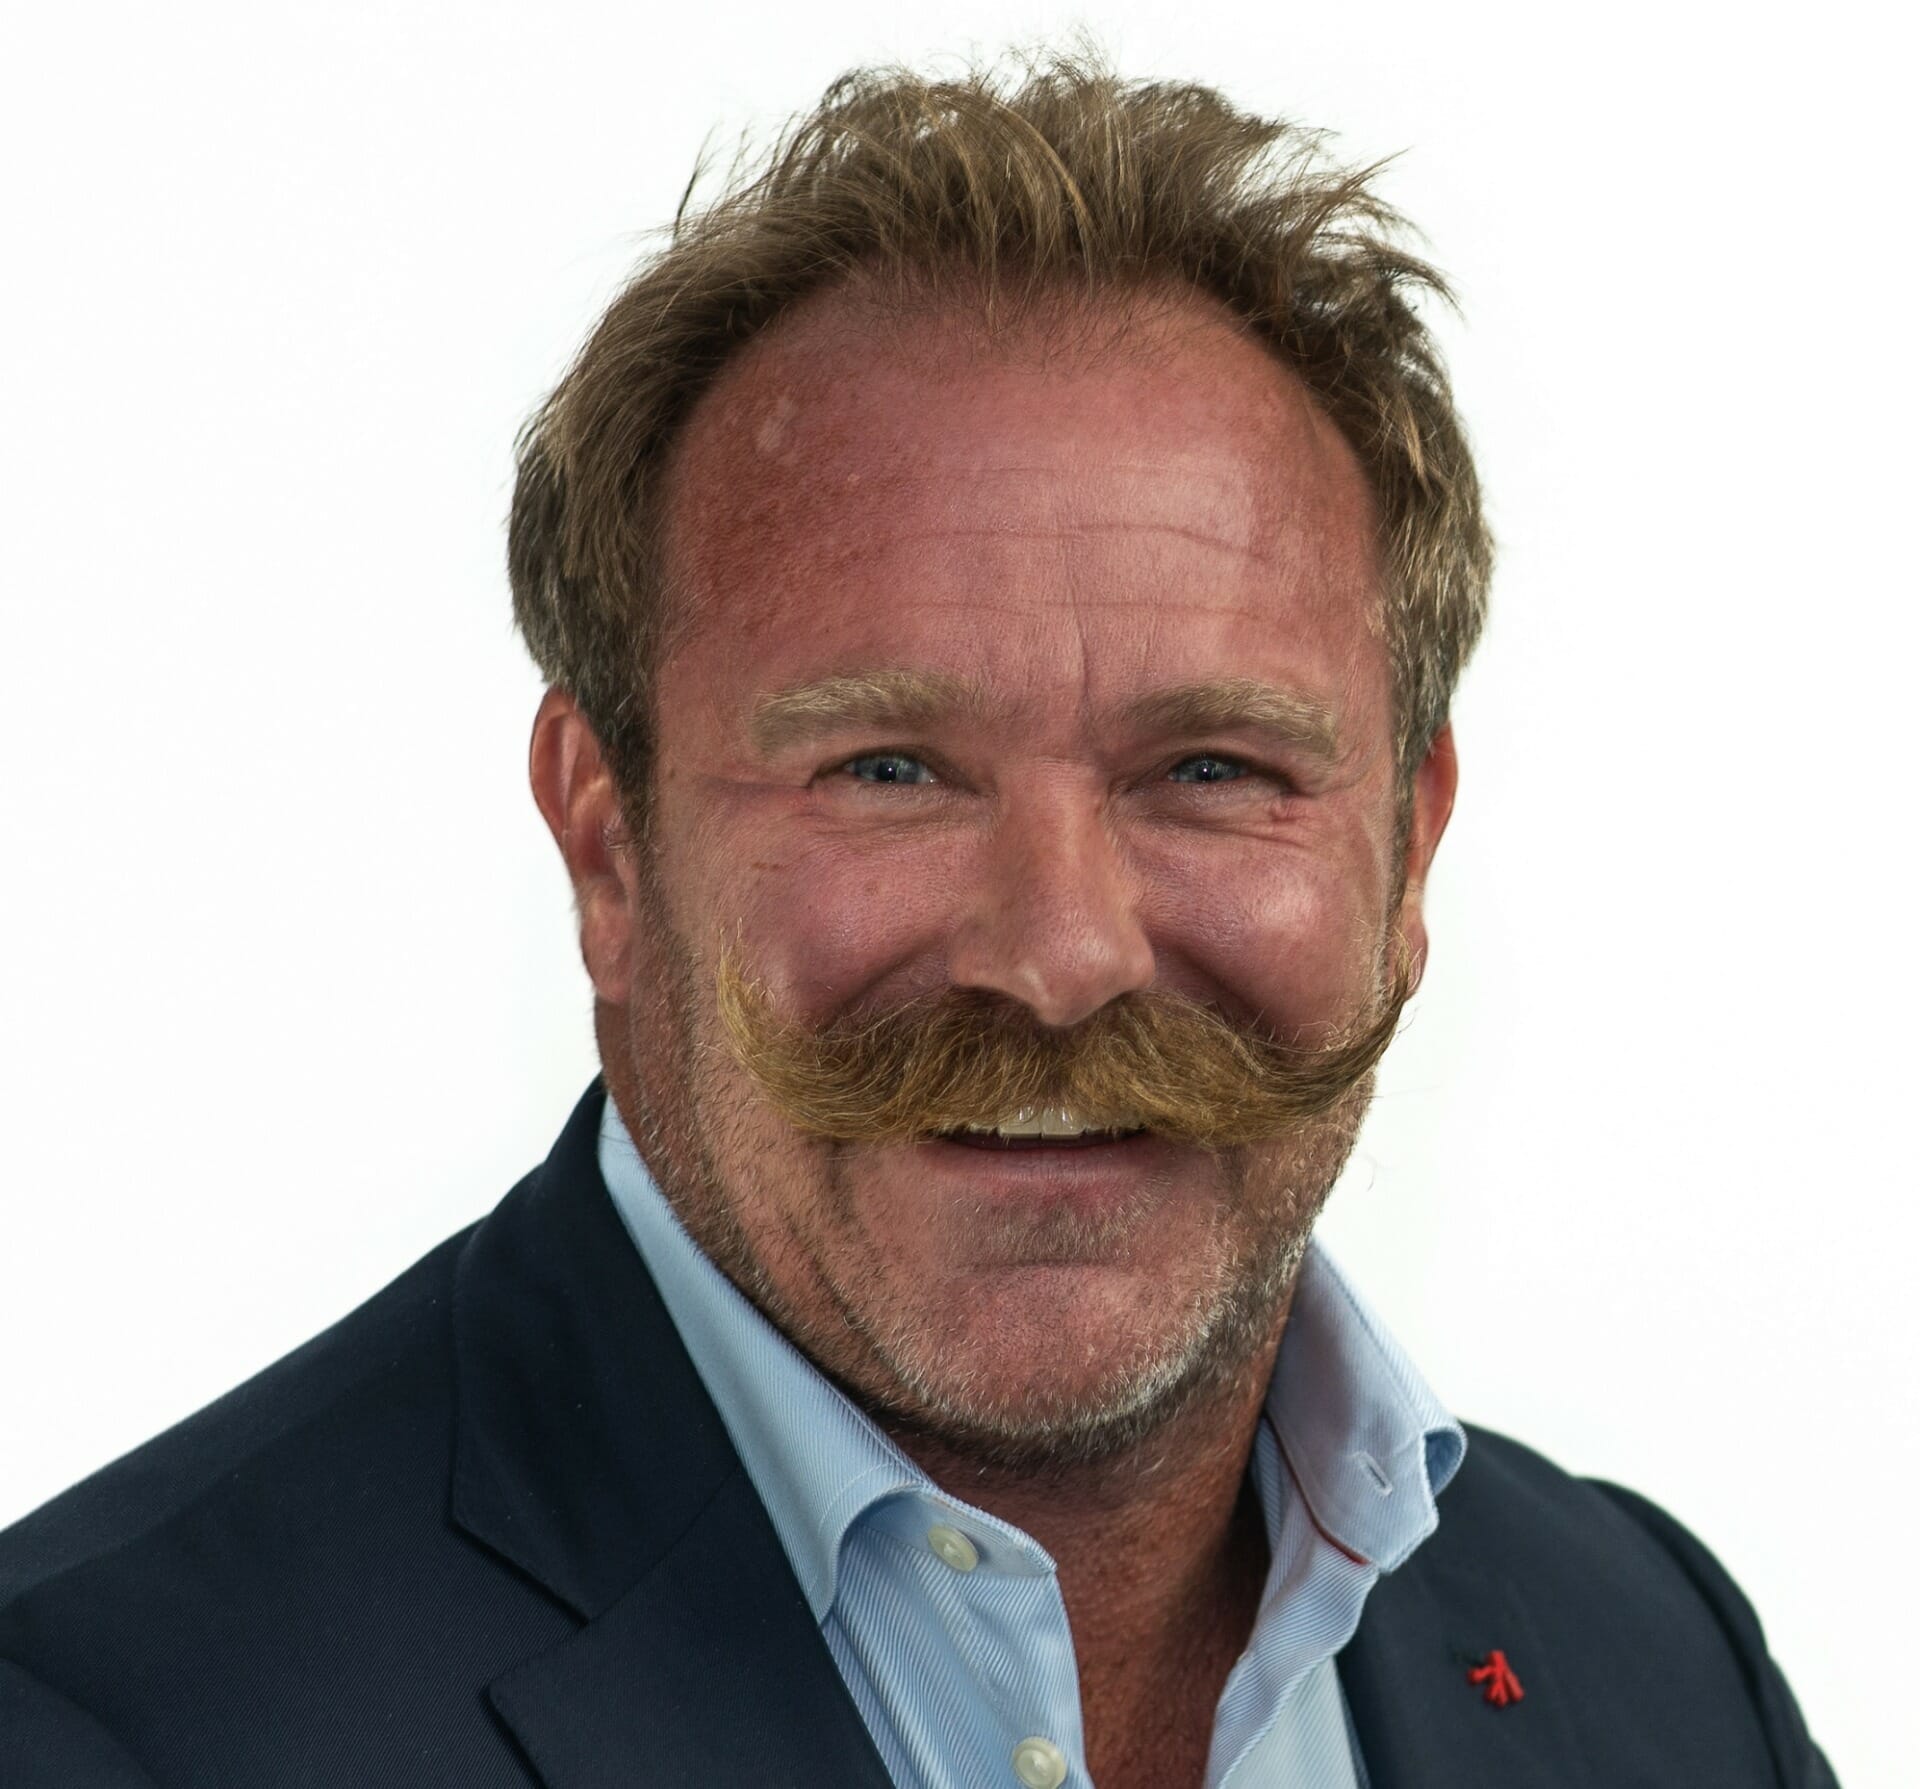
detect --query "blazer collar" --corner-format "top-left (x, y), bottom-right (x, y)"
top-left (450, 1078), bottom-right (892, 1788)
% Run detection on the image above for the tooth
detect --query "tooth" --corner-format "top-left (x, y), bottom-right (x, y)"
top-left (952, 1108), bottom-right (1150, 1140)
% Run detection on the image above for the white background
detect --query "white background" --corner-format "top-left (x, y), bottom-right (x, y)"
top-left (1, 3), bottom-right (1909, 1781)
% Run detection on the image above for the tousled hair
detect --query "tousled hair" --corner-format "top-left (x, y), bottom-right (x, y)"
top-left (509, 46), bottom-right (1492, 843)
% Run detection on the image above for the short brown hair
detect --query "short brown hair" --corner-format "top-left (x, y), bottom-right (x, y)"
top-left (509, 46), bottom-right (1492, 839)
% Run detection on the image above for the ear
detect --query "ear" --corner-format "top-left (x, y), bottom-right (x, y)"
top-left (1392, 722), bottom-right (1459, 996)
top-left (528, 685), bottom-right (641, 1008)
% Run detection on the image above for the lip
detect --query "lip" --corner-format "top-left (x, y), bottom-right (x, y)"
top-left (911, 1128), bottom-right (1184, 1191)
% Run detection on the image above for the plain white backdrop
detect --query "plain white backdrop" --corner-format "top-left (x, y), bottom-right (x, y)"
top-left (1, 2), bottom-right (1908, 1781)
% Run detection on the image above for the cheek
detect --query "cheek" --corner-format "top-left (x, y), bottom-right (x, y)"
top-left (729, 827), bottom-right (980, 1016)
top-left (1134, 834), bottom-right (1387, 1024)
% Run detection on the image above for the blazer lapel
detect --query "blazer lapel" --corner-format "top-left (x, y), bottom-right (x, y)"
top-left (450, 1080), bottom-right (892, 1789)
top-left (488, 1468), bottom-right (894, 1789)
top-left (1337, 1551), bottom-right (1596, 1789)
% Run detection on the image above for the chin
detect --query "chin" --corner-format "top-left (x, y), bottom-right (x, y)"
top-left (875, 1366), bottom-right (1218, 1473)
top-left (858, 1278), bottom-right (1269, 1470)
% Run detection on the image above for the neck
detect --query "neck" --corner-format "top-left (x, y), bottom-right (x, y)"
top-left (882, 1299), bottom-right (1293, 1787)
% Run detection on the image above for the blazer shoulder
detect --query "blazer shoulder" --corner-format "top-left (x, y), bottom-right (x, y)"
top-left (0, 1205), bottom-right (487, 1611)
top-left (0, 1156), bottom-right (597, 1787)
top-left (1582, 1474), bottom-right (1840, 1789)
top-left (0, 1659), bottom-right (162, 1787)
top-left (1435, 1422), bottom-right (1838, 1788)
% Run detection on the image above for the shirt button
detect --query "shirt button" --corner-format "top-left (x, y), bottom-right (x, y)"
top-left (926, 1522), bottom-right (980, 1572)
top-left (1011, 1736), bottom-right (1067, 1788)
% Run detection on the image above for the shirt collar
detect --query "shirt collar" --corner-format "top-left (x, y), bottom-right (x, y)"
top-left (1267, 1239), bottom-right (1467, 1573)
top-left (597, 1098), bottom-right (1465, 1616)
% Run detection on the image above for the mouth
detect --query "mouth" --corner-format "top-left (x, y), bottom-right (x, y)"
top-left (930, 1107), bottom-right (1152, 1151)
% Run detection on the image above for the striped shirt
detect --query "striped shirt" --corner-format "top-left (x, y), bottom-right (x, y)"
top-left (599, 1101), bottom-right (1465, 1788)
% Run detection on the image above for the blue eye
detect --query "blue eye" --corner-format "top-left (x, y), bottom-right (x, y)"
top-left (1168, 755), bottom-right (1248, 785)
top-left (844, 752), bottom-right (937, 785)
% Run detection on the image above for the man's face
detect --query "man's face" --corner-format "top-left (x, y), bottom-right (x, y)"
top-left (565, 286), bottom-right (1454, 1468)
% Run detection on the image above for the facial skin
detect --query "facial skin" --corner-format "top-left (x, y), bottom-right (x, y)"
top-left (532, 280), bottom-right (1458, 1482)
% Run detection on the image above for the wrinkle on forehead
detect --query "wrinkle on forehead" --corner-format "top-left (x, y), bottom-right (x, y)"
top-left (656, 278), bottom-right (1384, 651)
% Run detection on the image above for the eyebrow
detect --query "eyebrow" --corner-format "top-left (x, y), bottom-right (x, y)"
top-left (1119, 678), bottom-right (1342, 762)
top-left (749, 670), bottom-right (1004, 756)
top-left (748, 669), bottom-right (1340, 762)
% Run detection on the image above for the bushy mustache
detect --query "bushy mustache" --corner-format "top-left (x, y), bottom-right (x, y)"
top-left (713, 935), bottom-right (1417, 1152)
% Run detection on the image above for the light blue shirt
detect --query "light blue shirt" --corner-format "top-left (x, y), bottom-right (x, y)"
top-left (599, 1101), bottom-right (1465, 1788)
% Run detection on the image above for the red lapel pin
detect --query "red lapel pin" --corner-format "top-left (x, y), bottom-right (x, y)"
top-left (1467, 1649), bottom-right (1525, 1707)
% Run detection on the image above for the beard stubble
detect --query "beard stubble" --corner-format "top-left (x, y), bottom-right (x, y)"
top-left (596, 854), bottom-right (1402, 1475)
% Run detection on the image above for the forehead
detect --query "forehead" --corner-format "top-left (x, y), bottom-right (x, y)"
top-left (654, 279), bottom-right (1385, 721)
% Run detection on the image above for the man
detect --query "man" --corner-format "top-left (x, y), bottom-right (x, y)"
top-left (0, 49), bottom-right (1836, 1788)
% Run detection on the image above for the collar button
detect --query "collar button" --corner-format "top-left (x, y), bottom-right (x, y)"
top-left (926, 1522), bottom-right (980, 1572)
top-left (1012, 1736), bottom-right (1067, 1788)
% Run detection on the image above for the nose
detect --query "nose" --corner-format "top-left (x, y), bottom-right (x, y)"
top-left (944, 786), bottom-right (1156, 1029)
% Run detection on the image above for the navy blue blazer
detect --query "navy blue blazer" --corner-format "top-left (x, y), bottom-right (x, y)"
top-left (0, 1082), bottom-right (1839, 1786)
